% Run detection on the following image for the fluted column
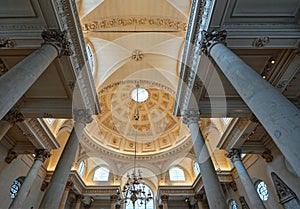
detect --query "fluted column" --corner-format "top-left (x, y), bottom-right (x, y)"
top-left (182, 109), bottom-right (227, 209)
top-left (58, 181), bottom-right (73, 209)
top-left (9, 149), bottom-right (51, 209)
top-left (74, 195), bottom-right (83, 209)
top-left (0, 108), bottom-right (24, 140)
top-left (39, 109), bottom-right (92, 209)
top-left (226, 149), bottom-right (266, 209)
top-left (195, 194), bottom-right (206, 209)
top-left (201, 30), bottom-right (300, 176)
top-left (0, 29), bottom-right (72, 120)
top-left (161, 195), bottom-right (169, 209)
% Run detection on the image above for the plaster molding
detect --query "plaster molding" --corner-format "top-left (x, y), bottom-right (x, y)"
top-left (82, 16), bottom-right (187, 32)
top-left (52, 0), bottom-right (100, 115)
top-left (18, 118), bottom-right (60, 150)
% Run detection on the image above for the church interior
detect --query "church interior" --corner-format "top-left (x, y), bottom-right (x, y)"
top-left (0, 0), bottom-right (300, 209)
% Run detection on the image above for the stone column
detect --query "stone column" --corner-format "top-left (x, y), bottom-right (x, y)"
top-left (161, 194), bottom-right (169, 209)
top-left (110, 194), bottom-right (119, 209)
top-left (0, 29), bottom-right (72, 120)
top-left (226, 149), bottom-right (266, 209)
top-left (74, 195), bottom-right (83, 209)
top-left (195, 194), bottom-right (206, 209)
top-left (9, 149), bottom-right (51, 209)
top-left (182, 109), bottom-right (227, 209)
top-left (39, 109), bottom-right (92, 209)
top-left (201, 30), bottom-right (300, 176)
top-left (0, 108), bottom-right (24, 140)
top-left (58, 181), bottom-right (73, 209)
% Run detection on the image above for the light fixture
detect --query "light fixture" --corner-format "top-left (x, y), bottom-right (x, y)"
top-left (116, 83), bottom-right (153, 209)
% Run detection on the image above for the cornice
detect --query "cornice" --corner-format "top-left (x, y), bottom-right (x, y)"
top-left (80, 132), bottom-right (193, 163)
top-left (51, 0), bottom-right (100, 115)
top-left (17, 118), bottom-right (59, 150)
top-left (174, 0), bottom-right (215, 116)
top-left (82, 16), bottom-right (187, 32)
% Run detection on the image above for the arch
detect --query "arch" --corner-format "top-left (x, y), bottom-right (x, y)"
top-left (169, 167), bottom-right (185, 181)
top-left (93, 166), bottom-right (110, 181)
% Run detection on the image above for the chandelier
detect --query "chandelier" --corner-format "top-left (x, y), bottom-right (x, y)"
top-left (116, 83), bottom-right (153, 209)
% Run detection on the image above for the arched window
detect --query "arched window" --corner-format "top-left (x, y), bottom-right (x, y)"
top-left (169, 167), bottom-right (185, 181)
top-left (193, 162), bottom-right (200, 176)
top-left (45, 118), bottom-right (54, 125)
top-left (255, 180), bottom-right (269, 201)
top-left (86, 44), bottom-right (95, 75)
top-left (78, 161), bottom-right (85, 176)
top-left (93, 167), bottom-right (109, 181)
top-left (10, 176), bottom-right (25, 199)
top-left (228, 199), bottom-right (238, 209)
top-left (125, 183), bottom-right (154, 209)
top-left (222, 118), bottom-right (231, 125)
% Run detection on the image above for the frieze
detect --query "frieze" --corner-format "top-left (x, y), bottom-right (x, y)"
top-left (81, 16), bottom-right (187, 32)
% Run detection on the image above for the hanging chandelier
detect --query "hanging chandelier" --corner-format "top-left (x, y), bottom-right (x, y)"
top-left (116, 83), bottom-right (153, 209)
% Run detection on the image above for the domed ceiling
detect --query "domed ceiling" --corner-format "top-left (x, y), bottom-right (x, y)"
top-left (79, 0), bottom-right (193, 156)
top-left (85, 80), bottom-right (190, 155)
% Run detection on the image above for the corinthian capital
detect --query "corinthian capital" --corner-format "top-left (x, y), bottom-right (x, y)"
top-left (41, 29), bottom-right (73, 57)
top-left (181, 109), bottom-right (200, 125)
top-left (35, 149), bottom-right (51, 162)
top-left (200, 30), bottom-right (227, 55)
top-left (226, 148), bottom-right (242, 162)
top-left (3, 108), bottom-right (24, 124)
top-left (73, 109), bottom-right (93, 124)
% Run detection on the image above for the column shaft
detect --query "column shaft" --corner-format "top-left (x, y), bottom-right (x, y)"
top-left (226, 149), bottom-right (266, 209)
top-left (73, 195), bottom-right (83, 209)
top-left (0, 120), bottom-right (13, 140)
top-left (39, 122), bottom-right (85, 209)
top-left (0, 44), bottom-right (58, 120)
top-left (188, 122), bottom-right (227, 209)
top-left (9, 149), bottom-right (50, 209)
top-left (209, 42), bottom-right (300, 175)
top-left (58, 183), bottom-right (72, 209)
top-left (234, 160), bottom-right (266, 209)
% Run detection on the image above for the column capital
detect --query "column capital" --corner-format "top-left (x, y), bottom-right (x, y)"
top-left (110, 194), bottom-right (119, 203)
top-left (5, 149), bottom-right (18, 163)
top-left (41, 29), bottom-right (73, 57)
top-left (73, 109), bottom-right (93, 124)
top-left (226, 148), bottom-right (242, 162)
top-left (200, 30), bottom-right (227, 55)
top-left (161, 194), bottom-right (169, 203)
top-left (76, 194), bottom-right (84, 202)
top-left (3, 108), bottom-right (24, 124)
top-left (181, 109), bottom-right (200, 126)
top-left (35, 149), bottom-right (51, 162)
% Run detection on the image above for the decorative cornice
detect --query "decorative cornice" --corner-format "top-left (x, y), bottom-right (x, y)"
top-left (81, 16), bottom-right (187, 32)
top-left (52, 0), bottom-right (101, 115)
top-left (19, 118), bottom-right (60, 150)
top-left (174, 0), bottom-right (215, 116)
top-left (41, 29), bottom-right (73, 57)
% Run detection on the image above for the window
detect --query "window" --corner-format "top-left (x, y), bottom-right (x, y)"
top-left (228, 199), bottom-right (238, 209)
top-left (78, 161), bottom-right (85, 176)
top-left (93, 167), bottom-right (109, 181)
top-left (193, 162), bottom-right (200, 176)
top-left (45, 118), bottom-right (54, 125)
top-left (222, 118), bottom-right (231, 125)
top-left (169, 167), bottom-right (185, 181)
top-left (125, 184), bottom-right (154, 209)
top-left (255, 181), bottom-right (269, 201)
top-left (86, 44), bottom-right (95, 75)
top-left (131, 88), bottom-right (149, 102)
top-left (10, 176), bottom-right (25, 199)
